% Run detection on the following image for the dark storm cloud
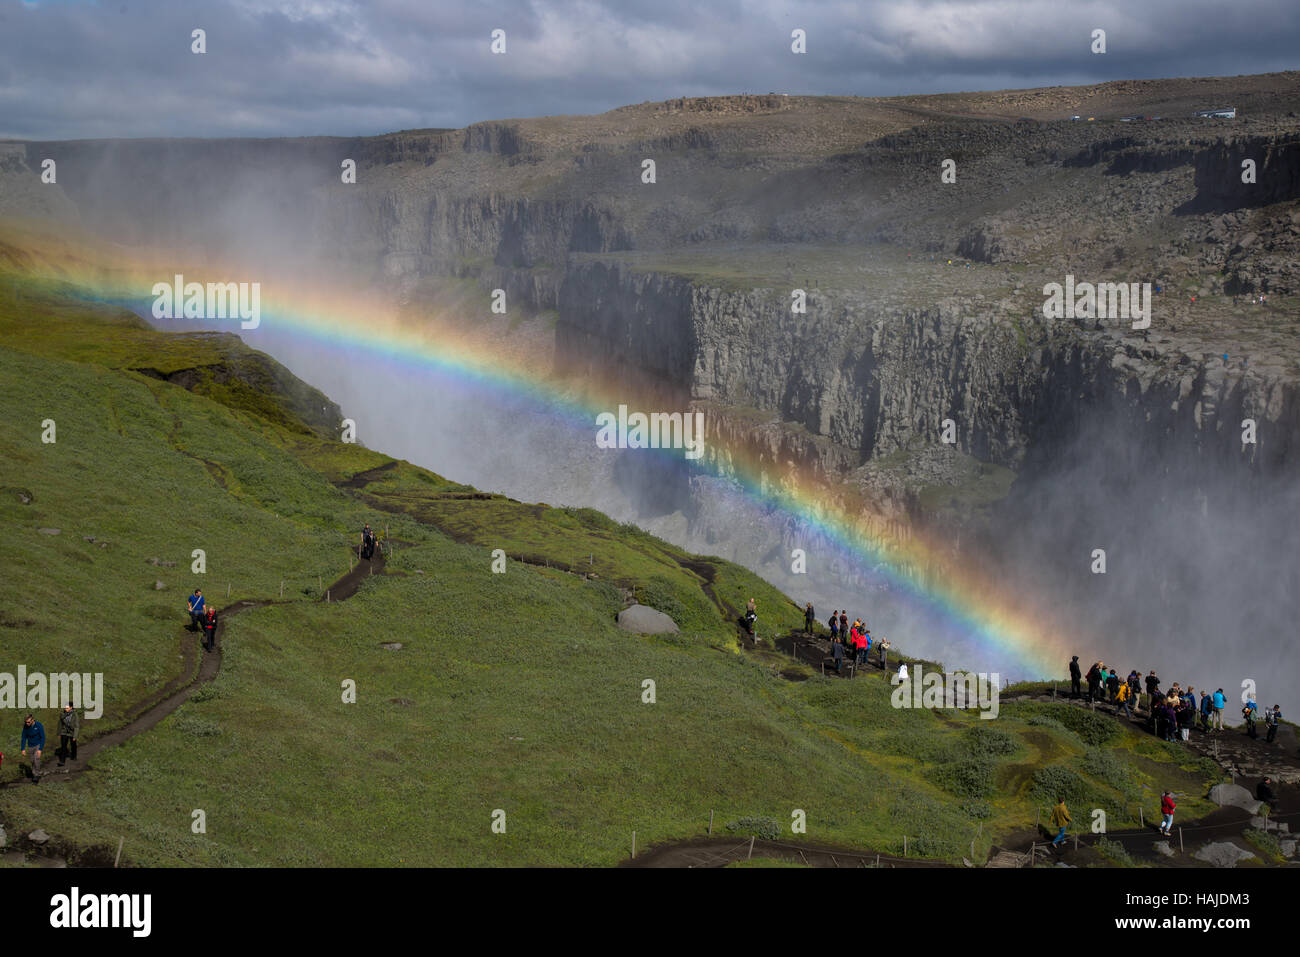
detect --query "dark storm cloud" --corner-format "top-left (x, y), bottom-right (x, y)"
top-left (1, 0), bottom-right (1297, 138)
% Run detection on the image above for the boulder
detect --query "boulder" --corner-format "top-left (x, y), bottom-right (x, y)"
top-left (27, 829), bottom-right (49, 845)
top-left (1153, 841), bottom-right (1175, 857)
top-left (616, 603), bottom-right (679, 635)
top-left (1208, 783), bottom-right (1262, 814)
top-left (153, 580), bottom-right (167, 590)
top-left (37, 528), bottom-right (60, 535)
top-left (1192, 842), bottom-right (1256, 868)
top-left (1280, 840), bottom-right (1296, 858)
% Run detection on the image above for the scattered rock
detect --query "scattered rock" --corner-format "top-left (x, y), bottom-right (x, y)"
top-left (153, 580), bottom-right (167, 590)
top-left (388, 697), bottom-right (414, 707)
top-left (145, 558), bottom-right (175, 567)
top-left (1280, 840), bottom-right (1296, 858)
top-left (1153, 841), bottom-right (1175, 857)
top-left (1249, 815), bottom-right (1279, 831)
top-left (379, 642), bottom-right (403, 651)
top-left (0, 825), bottom-right (6, 847)
top-left (38, 528), bottom-right (60, 535)
top-left (1192, 842), bottom-right (1257, 868)
top-left (616, 603), bottom-right (680, 634)
top-left (1208, 783), bottom-right (1263, 814)
top-left (27, 829), bottom-right (49, 845)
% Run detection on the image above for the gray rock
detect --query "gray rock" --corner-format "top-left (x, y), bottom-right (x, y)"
top-left (0, 825), bottom-right (6, 847)
top-left (1153, 841), bottom-right (1175, 857)
top-left (27, 829), bottom-right (49, 845)
top-left (37, 528), bottom-right (60, 535)
top-left (616, 603), bottom-right (680, 634)
top-left (1280, 840), bottom-right (1296, 858)
top-left (1208, 783), bottom-right (1263, 814)
top-left (153, 580), bottom-right (167, 590)
top-left (379, 642), bottom-right (403, 651)
top-left (1192, 842), bottom-right (1257, 868)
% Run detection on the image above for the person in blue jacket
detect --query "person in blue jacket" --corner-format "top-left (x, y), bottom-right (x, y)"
top-left (20, 714), bottom-right (44, 783)
top-left (1212, 688), bottom-right (1227, 731)
top-left (1199, 690), bottom-right (1214, 732)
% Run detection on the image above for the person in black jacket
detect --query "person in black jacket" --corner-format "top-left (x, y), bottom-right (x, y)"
top-left (1069, 656), bottom-right (1082, 699)
top-left (56, 703), bottom-right (79, 766)
top-left (201, 605), bottom-right (219, 652)
top-left (361, 523), bottom-right (377, 561)
top-left (804, 602), bottom-right (815, 635)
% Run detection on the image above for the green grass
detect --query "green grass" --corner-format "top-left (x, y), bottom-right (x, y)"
top-left (0, 249), bottom-right (1226, 866)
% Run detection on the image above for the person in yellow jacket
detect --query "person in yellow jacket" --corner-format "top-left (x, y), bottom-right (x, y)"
top-left (1116, 679), bottom-right (1134, 719)
top-left (1050, 798), bottom-right (1071, 849)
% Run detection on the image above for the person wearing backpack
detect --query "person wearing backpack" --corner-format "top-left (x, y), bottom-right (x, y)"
top-left (1242, 697), bottom-right (1258, 738)
top-left (1199, 690), bottom-right (1214, 732)
top-left (1159, 791), bottom-right (1176, 836)
top-left (1127, 671), bottom-right (1143, 713)
top-left (1068, 656), bottom-right (1082, 699)
top-left (1265, 705), bottom-right (1282, 744)
top-left (361, 523), bottom-right (377, 561)
top-left (1086, 662), bottom-right (1102, 702)
top-left (804, 602), bottom-right (815, 635)
top-left (187, 588), bottom-right (206, 630)
top-left (1115, 679), bottom-right (1133, 718)
top-left (828, 611), bottom-right (839, 643)
top-left (1106, 669), bottom-right (1121, 703)
top-left (830, 634), bottom-right (845, 674)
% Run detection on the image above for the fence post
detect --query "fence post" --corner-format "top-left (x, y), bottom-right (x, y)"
top-left (632, 831), bottom-right (636, 859)
top-left (114, 837), bottom-right (123, 868)
top-left (327, 589), bottom-right (330, 603)
top-left (1179, 827), bottom-right (1184, 852)
top-left (903, 835), bottom-right (907, 857)
top-left (280, 580), bottom-right (284, 598)
top-left (1139, 806), bottom-right (1144, 828)
top-left (708, 810), bottom-right (713, 835)
top-left (748, 835), bottom-right (755, 860)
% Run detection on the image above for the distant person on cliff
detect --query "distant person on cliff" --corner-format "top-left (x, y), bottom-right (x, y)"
top-left (1050, 797), bottom-right (1071, 849)
top-left (1086, 662), bottom-right (1102, 702)
top-left (201, 605), bottom-right (218, 653)
top-left (56, 703), bottom-right (79, 766)
top-left (897, 662), bottom-right (908, 684)
top-left (830, 635), bottom-right (845, 674)
top-left (1176, 697), bottom-right (1194, 741)
top-left (361, 523), bottom-right (377, 561)
top-left (839, 612), bottom-right (848, 639)
top-left (1115, 679), bottom-right (1133, 718)
top-left (1127, 671), bottom-right (1142, 713)
top-left (19, 714), bottom-right (44, 783)
top-left (1242, 697), bottom-right (1259, 739)
top-left (1265, 705), bottom-right (1282, 744)
top-left (187, 588), bottom-right (205, 630)
top-left (1255, 777), bottom-right (1275, 810)
top-left (1106, 669), bottom-right (1121, 703)
top-left (1199, 689), bottom-right (1214, 732)
top-left (1145, 670), bottom-right (1160, 702)
top-left (804, 603), bottom-right (815, 635)
top-left (1069, 656), bottom-right (1082, 699)
top-left (858, 629), bottom-right (872, 667)
top-left (1158, 791), bottom-right (1176, 836)
top-left (1212, 688), bottom-right (1227, 731)
top-left (828, 611), bottom-right (839, 642)
top-left (878, 637), bottom-right (890, 671)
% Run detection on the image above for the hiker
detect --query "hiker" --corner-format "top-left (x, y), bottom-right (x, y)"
top-left (1086, 662), bottom-right (1102, 701)
top-left (1242, 697), bottom-right (1258, 738)
top-left (1161, 699), bottom-right (1179, 742)
top-left (1176, 697), bottom-right (1194, 741)
top-left (897, 662), bottom-right (908, 683)
top-left (187, 588), bottom-right (205, 630)
top-left (1256, 777), bottom-right (1275, 811)
top-left (1115, 679), bottom-right (1133, 718)
top-left (20, 714), bottom-right (44, 783)
top-left (201, 605), bottom-right (219, 653)
top-left (831, 635), bottom-right (845, 674)
top-left (1050, 797), bottom-right (1071, 849)
top-left (804, 602), bottom-right (815, 635)
top-left (1106, 669), bottom-right (1121, 703)
top-left (878, 636), bottom-right (890, 670)
top-left (828, 611), bottom-right (839, 642)
top-left (1265, 705), bottom-right (1281, 743)
top-left (361, 523), bottom-right (377, 561)
top-left (1069, 656), bottom-right (1082, 699)
top-left (746, 597), bottom-right (756, 616)
top-left (1212, 688), bottom-right (1227, 731)
top-left (56, 702), bottom-right (79, 766)
top-left (839, 612), bottom-right (848, 640)
top-left (858, 629), bottom-right (872, 667)
top-left (1159, 791), bottom-right (1176, 836)
top-left (1199, 689), bottom-right (1214, 732)
top-left (1127, 671), bottom-right (1142, 713)
top-left (1145, 670), bottom-right (1160, 702)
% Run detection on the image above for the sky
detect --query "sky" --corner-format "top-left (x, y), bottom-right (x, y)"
top-left (1, 0), bottom-right (1297, 140)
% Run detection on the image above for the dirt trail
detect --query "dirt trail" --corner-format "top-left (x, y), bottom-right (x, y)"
top-left (2, 548), bottom-right (387, 791)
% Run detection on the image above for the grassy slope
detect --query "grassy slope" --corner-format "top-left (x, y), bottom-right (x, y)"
top-left (0, 271), bottom-right (1222, 866)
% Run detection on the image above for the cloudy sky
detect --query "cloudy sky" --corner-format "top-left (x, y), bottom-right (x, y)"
top-left (2, 0), bottom-right (1297, 140)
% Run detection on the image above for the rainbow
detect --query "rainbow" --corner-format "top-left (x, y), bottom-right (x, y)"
top-left (4, 224), bottom-right (1072, 679)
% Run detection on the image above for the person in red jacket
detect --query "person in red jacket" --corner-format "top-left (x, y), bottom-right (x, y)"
top-left (201, 605), bottom-right (219, 653)
top-left (1159, 791), bottom-right (1176, 835)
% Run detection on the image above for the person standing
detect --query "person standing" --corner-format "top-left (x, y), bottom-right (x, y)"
top-left (878, 636), bottom-right (890, 671)
top-left (1050, 797), bottom-right (1071, 849)
top-left (1069, 656), bottom-right (1082, 699)
top-left (1199, 689), bottom-right (1214, 732)
top-left (804, 602), bottom-right (815, 636)
top-left (1115, 679), bottom-right (1133, 718)
top-left (858, 629), bottom-right (872, 667)
top-left (1159, 791), bottom-right (1176, 836)
top-left (831, 634), bottom-right (845, 674)
top-left (1106, 669), bottom-right (1121, 704)
top-left (19, 714), bottom-right (44, 783)
top-left (361, 523), bottom-right (377, 561)
top-left (1212, 688), bottom-right (1227, 731)
top-left (1265, 705), bottom-right (1282, 744)
top-left (838, 612), bottom-right (848, 641)
top-left (828, 611), bottom-right (839, 643)
top-left (56, 703), bottom-right (79, 766)
top-left (1127, 670), bottom-right (1142, 713)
